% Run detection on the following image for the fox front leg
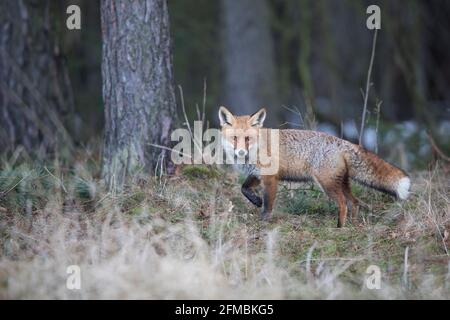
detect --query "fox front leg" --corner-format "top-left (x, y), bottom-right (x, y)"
top-left (241, 175), bottom-right (262, 207)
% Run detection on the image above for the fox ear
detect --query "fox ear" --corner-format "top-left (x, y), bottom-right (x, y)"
top-left (218, 106), bottom-right (235, 126)
top-left (249, 108), bottom-right (266, 127)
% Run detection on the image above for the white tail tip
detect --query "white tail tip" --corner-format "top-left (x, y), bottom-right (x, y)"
top-left (397, 177), bottom-right (411, 200)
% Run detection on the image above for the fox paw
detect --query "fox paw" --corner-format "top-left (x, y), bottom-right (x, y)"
top-left (260, 211), bottom-right (272, 221)
top-left (253, 197), bottom-right (263, 208)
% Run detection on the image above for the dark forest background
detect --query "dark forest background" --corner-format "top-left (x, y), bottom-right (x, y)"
top-left (1, 0), bottom-right (450, 170)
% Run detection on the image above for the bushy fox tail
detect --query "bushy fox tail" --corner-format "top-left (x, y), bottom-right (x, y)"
top-left (346, 148), bottom-right (411, 200)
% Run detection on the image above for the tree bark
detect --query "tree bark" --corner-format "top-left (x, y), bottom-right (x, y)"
top-left (221, 0), bottom-right (279, 123)
top-left (0, 0), bottom-right (74, 153)
top-left (101, 0), bottom-right (177, 188)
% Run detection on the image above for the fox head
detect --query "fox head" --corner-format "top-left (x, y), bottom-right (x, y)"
top-left (218, 106), bottom-right (266, 160)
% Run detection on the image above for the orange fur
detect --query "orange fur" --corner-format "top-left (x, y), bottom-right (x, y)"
top-left (219, 107), bottom-right (410, 227)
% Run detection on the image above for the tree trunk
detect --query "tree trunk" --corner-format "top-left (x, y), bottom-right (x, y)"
top-left (0, 0), bottom-right (74, 153)
top-left (101, 0), bottom-right (177, 188)
top-left (221, 0), bottom-right (279, 124)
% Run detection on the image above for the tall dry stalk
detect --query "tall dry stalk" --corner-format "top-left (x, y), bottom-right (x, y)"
top-left (359, 29), bottom-right (378, 146)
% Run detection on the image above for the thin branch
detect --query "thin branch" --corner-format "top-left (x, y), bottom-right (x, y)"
top-left (281, 105), bottom-right (305, 128)
top-left (202, 78), bottom-right (207, 128)
top-left (278, 121), bottom-right (303, 128)
top-left (44, 166), bottom-right (67, 194)
top-left (148, 143), bottom-right (193, 159)
top-left (178, 85), bottom-right (203, 156)
top-left (402, 246), bottom-right (409, 289)
top-left (1, 52), bottom-right (74, 150)
top-left (374, 100), bottom-right (383, 154)
top-left (359, 29), bottom-right (378, 146)
top-left (427, 132), bottom-right (450, 162)
top-left (0, 174), bottom-right (29, 198)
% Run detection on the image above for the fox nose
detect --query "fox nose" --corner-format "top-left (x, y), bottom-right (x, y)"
top-left (236, 149), bottom-right (247, 158)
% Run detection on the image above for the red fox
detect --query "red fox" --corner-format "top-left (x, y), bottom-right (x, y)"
top-left (218, 106), bottom-right (411, 227)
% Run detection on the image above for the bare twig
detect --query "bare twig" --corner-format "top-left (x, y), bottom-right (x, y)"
top-left (427, 131), bottom-right (450, 162)
top-left (278, 121), bottom-right (303, 128)
top-left (148, 143), bottom-right (193, 159)
top-left (359, 29), bottom-right (378, 146)
top-left (402, 246), bottom-right (409, 289)
top-left (178, 85), bottom-right (203, 156)
top-left (3, 52), bottom-right (74, 150)
top-left (374, 100), bottom-right (383, 154)
top-left (281, 105), bottom-right (305, 128)
top-left (0, 174), bottom-right (29, 198)
top-left (44, 166), bottom-right (67, 194)
top-left (202, 78), bottom-right (207, 129)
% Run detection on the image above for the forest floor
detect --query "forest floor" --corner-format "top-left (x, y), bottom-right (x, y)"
top-left (0, 149), bottom-right (449, 299)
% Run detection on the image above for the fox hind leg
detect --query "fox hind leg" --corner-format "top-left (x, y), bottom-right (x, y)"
top-left (342, 179), bottom-right (359, 225)
top-left (315, 174), bottom-right (348, 228)
top-left (330, 188), bottom-right (348, 228)
top-left (261, 175), bottom-right (279, 221)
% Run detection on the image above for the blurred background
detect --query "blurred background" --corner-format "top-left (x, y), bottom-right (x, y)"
top-left (1, 0), bottom-right (449, 169)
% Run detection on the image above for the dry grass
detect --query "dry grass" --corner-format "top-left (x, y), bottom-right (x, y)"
top-left (0, 152), bottom-right (449, 299)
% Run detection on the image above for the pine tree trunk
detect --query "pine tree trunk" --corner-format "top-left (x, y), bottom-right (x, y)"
top-left (0, 0), bottom-right (74, 152)
top-left (221, 0), bottom-right (279, 123)
top-left (101, 0), bottom-right (177, 188)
